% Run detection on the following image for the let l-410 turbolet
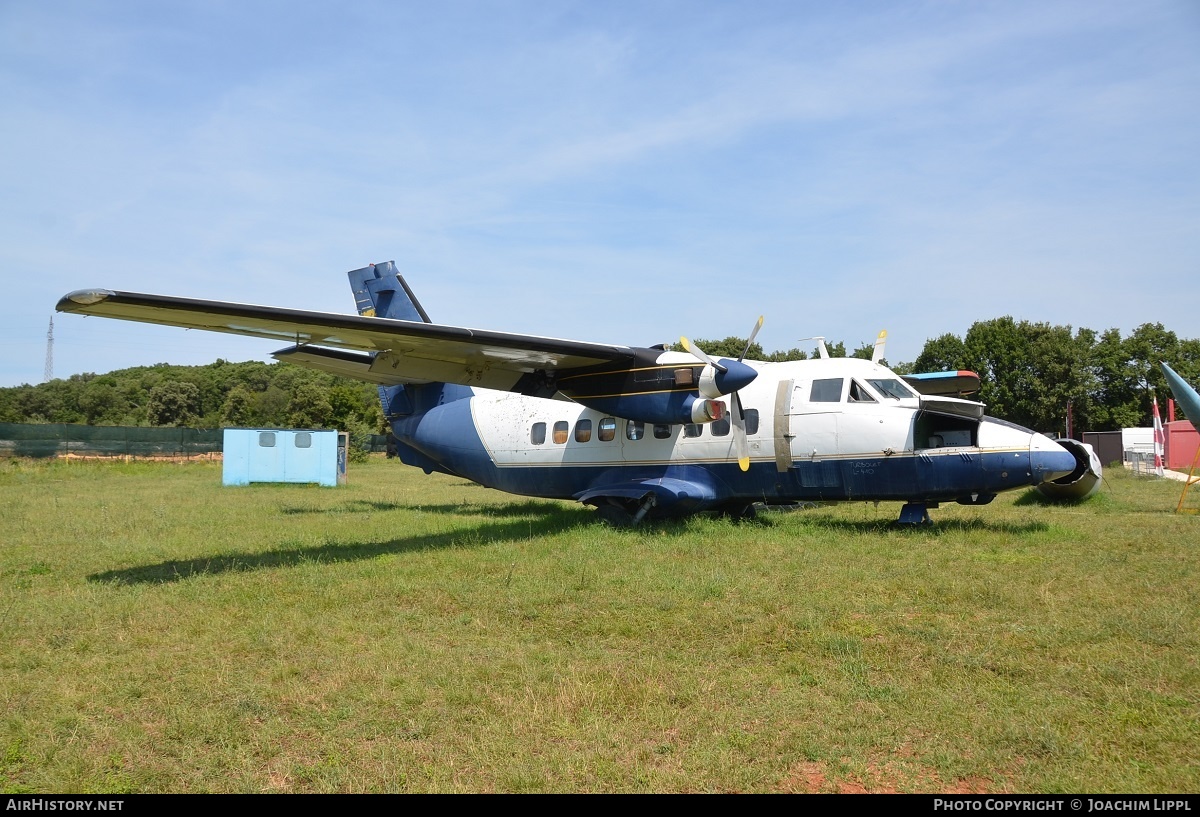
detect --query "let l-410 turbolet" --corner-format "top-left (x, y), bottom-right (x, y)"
top-left (58, 261), bottom-right (1082, 525)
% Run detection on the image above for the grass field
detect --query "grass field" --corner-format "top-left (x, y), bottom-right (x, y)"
top-left (1, 456), bottom-right (1197, 793)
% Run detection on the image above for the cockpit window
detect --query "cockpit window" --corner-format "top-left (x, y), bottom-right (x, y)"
top-left (867, 378), bottom-right (915, 400)
top-left (810, 378), bottom-right (843, 402)
top-left (848, 380), bottom-right (876, 403)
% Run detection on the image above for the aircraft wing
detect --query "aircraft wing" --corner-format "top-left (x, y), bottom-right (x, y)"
top-left (55, 289), bottom-right (636, 392)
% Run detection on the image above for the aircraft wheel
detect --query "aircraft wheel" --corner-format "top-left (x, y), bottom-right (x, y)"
top-left (595, 504), bottom-right (635, 528)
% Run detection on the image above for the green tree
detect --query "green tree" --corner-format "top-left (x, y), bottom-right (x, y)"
top-left (78, 380), bottom-right (124, 425)
top-left (911, 333), bottom-right (970, 374)
top-left (221, 385), bottom-right (255, 427)
top-left (343, 416), bottom-right (375, 463)
top-left (1089, 323), bottom-right (1200, 429)
top-left (763, 347), bottom-right (808, 362)
top-left (675, 336), bottom-right (765, 360)
top-left (818, 340), bottom-right (846, 359)
top-left (849, 338), bottom-right (885, 363)
top-left (146, 382), bottom-right (201, 427)
top-left (962, 317), bottom-right (1095, 433)
top-left (288, 383), bottom-right (333, 429)
top-left (253, 385), bottom-right (290, 426)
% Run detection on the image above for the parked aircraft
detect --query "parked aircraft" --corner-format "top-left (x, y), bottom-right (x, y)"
top-left (57, 261), bottom-right (1085, 525)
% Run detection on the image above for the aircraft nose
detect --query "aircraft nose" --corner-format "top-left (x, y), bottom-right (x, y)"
top-left (713, 358), bottom-right (757, 394)
top-left (1030, 435), bottom-right (1080, 483)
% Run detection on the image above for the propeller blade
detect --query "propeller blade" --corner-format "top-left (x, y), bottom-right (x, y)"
top-left (685, 325), bottom-right (757, 471)
top-left (739, 316), bottom-right (765, 361)
top-left (679, 336), bottom-right (726, 372)
top-left (871, 329), bottom-right (887, 364)
top-left (731, 391), bottom-right (750, 472)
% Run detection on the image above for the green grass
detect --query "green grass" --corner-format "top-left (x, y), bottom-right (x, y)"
top-left (1, 457), bottom-right (1197, 793)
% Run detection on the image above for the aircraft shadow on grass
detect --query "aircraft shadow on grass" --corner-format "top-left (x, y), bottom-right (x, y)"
top-left (277, 498), bottom-right (572, 517)
top-left (88, 499), bottom-right (1048, 586)
top-left (88, 501), bottom-right (589, 586)
top-left (772, 514), bottom-right (1051, 536)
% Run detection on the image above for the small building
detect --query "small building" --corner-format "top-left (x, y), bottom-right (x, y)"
top-left (222, 428), bottom-right (348, 487)
top-left (1165, 420), bottom-right (1199, 472)
top-left (1082, 430), bottom-right (1124, 469)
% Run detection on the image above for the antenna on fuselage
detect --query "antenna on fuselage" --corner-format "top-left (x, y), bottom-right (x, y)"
top-left (797, 337), bottom-right (829, 359)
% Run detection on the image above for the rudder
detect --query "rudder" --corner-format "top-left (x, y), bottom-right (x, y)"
top-left (347, 261), bottom-right (432, 322)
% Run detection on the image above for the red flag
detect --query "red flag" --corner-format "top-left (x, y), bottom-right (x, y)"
top-left (1152, 396), bottom-right (1165, 476)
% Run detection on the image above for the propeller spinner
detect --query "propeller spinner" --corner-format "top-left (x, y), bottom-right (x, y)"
top-left (679, 316), bottom-right (763, 472)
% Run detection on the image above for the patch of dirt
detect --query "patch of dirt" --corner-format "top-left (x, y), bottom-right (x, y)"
top-left (777, 758), bottom-right (996, 794)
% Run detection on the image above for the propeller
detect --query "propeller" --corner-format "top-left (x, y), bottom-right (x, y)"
top-left (679, 316), bottom-right (763, 472)
top-left (871, 329), bottom-right (887, 364)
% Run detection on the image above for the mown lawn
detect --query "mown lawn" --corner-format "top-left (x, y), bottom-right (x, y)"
top-left (1, 457), bottom-right (1197, 793)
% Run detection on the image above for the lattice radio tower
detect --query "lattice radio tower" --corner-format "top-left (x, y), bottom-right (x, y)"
top-left (44, 316), bottom-right (54, 382)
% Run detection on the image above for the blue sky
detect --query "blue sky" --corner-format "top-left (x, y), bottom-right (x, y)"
top-left (2, 0), bottom-right (1198, 387)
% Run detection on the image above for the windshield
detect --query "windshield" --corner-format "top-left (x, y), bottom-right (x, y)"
top-left (867, 378), bottom-right (915, 400)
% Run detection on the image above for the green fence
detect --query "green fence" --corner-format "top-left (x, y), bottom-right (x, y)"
top-left (0, 423), bottom-right (224, 459)
top-left (0, 424), bottom-right (393, 459)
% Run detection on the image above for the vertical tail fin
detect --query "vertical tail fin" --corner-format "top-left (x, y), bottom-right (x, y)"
top-left (344, 263), bottom-right (470, 421)
top-left (347, 261), bottom-right (432, 322)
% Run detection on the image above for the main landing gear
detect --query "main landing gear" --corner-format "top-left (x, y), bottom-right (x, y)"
top-left (593, 494), bottom-right (658, 528)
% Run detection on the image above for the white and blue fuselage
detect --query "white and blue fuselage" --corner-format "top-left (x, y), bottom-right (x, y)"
top-left (391, 353), bottom-right (1077, 519)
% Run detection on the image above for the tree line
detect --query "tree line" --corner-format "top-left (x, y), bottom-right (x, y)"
top-left (686, 317), bottom-right (1200, 435)
top-left (3, 317), bottom-right (1197, 438)
top-left (0, 359), bottom-right (384, 441)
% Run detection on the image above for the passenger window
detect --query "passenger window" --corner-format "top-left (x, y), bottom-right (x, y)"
top-left (553, 421), bottom-right (569, 444)
top-left (674, 368), bottom-right (695, 386)
top-left (711, 417), bottom-right (730, 437)
top-left (258, 432), bottom-right (276, 448)
top-left (745, 409), bottom-right (760, 436)
top-left (531, 422), bottom-right (547, 445)
top-left (626, 420), bottom-right (644, 441)
top-left (684, 424), bottom-right (702, 438)
top-left (294, 432), bottom-right (312, 448)
top-left (575, 419), bottom-right (592, 443)
top-left (598, 418), bottom-right (616, 442)
top-left (810, 378), bottom-right (844, 402)
top-left (653, 424), bottom-right (672, 439)
top-left (848, 381), bottom-right (876, 403)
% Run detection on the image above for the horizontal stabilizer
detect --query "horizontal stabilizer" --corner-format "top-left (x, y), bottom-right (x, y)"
top-left (273, 345), bottom-right (385, 382)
